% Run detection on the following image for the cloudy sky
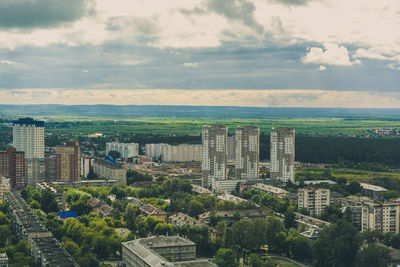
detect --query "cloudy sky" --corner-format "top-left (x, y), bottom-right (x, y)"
top-left (0, 0), bottom-right (399, 107)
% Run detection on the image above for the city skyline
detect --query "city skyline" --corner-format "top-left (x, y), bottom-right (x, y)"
top-left (0, 0), bottom-right (399, 108)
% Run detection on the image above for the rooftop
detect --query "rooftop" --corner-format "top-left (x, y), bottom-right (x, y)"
top-left (0, 253), bottom-right (7, 261)
top-left (13, 117), bottom-right (44, 127)
top-left (191, 184), bottom-right (213, 194)
top-left (31, 237), bottom-right (78, 267)
top-left (303, 180), bottom-right (337, 185)
top-left (94, 159), bottom-right (125, 170)
top-left (360, 183), bottom-right (388, 192)
top-left (4, 192), bottom-right (49, 234)
top-left (140, 204), bottom-right (167, 216)
top-left (252, 183), bottom-right (288, 194)
top-left (138, 235), bottom-right (195, 249)
top-left (217, 193), bottom-right (247, 203)
top-left (123, 239), bottom-right (174, 267)
top-left (169, 212), bottom-right (204, 227)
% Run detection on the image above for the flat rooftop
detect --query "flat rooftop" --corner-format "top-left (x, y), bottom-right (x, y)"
top-left (138, 235), bottom-right (195, 248)
top-left (31, 237), bottom-right (78, 267)
top-left (252, 183), bottom-right (288, 194)
top-left (360, 183), bottom-right (388, 192)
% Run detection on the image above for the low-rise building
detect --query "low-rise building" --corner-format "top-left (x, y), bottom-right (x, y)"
top-left (52, 179), bottom-right (117, 188)
top-left (0, 253), bottom-right (8, 267)
top-left (360, 183), bottom-right (388, 201)
top-left (30, 236), bottom-right (79, 267)
top-left (169, 212), bottom-right (204, 227)
top-left (217, 193), bottom-right (247, 204)
top-left (361, 200), bottom-right (400, 233)
top-left (0, 177), bottom-right (11, 201)
top-left (199, 208), bottom-right (272, 224)
top-left (341, 196), bottom-right (366, 230)
top-left (88, 197), bottom-right (115, 218)
top-left (3, 192), bottom-right (78, 267)
top-left (298, 188), bottom-right (330, 216)
top-left (251, 183), bottom-right (288, 199)
top-left (93, 159), bottom-right (127, 185)
top-left (4, 192), bottom-right (52, 241)
top-left (191, 184), bottom-right (213, 195)
top-left (139, 204), bottom-right (167, 221)
top-left (122, 236), bottom-right (216, 267)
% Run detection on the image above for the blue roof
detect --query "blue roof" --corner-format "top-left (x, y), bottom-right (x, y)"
top-left (59, 211), bottom-right (77, 219)
top-left (13, 117), bottom-right (44, 127)
top-left (105, 155), bottom-right (116, 164)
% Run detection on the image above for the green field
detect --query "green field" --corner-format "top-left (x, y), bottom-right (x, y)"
top-left (38, 116), bottom-right (400, 136)
top-left (296, 168), bottom-right (399, 183)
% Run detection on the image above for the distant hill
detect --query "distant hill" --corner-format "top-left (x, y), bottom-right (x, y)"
top-left (0, 105), bottom-right (400, 120)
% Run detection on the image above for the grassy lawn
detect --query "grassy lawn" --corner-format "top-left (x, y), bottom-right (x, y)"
top-left (38, 116), bottom-right (400, 136)
top-left (296, 168), bottom-right (400, 183)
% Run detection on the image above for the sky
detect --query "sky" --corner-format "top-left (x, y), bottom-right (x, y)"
top-left (0, 0), bottom-right (399, 107)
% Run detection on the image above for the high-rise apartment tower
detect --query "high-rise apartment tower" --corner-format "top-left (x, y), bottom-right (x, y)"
top-left (201, 125), bottom-right (228, 188)
top-left (234, 126), bottom-right (259, 179)
top-left (55, 141), bottom-right (80, 181)
top-left (13, 118), bottom-right (44, 159)
top-left (0, 147), bottom-right (27, 189)
top-left (270, 127), bottom-right (295, 183)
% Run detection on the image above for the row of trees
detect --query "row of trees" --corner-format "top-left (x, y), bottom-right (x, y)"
top-left (214, 217), bottom-right (393, 267)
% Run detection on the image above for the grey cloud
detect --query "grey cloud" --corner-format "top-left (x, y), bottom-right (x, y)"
top-left (106, 17), bottom-right (160, 35)
top-left (207, 0), bottom-right (264, 34)
top-left (0, 0), bottom-right (95, 29)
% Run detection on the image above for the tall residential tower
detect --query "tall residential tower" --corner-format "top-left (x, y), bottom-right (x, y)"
top-left (201, 125), bottom-right (228, 188)
top-left (270, 128), bottom-right (295, 183)
top-left (55, 141), bottom-right (80, 181)
top-left (13, 118), bottom-right (45, 186)
top-left (13, 118), bottom-right (44, 159)
top-left (235, 126), bottom-right (259, 179)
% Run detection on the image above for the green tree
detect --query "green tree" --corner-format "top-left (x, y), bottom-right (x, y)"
top-left (40, 188), bottom-right (59, 213)
top-left (63, 240), bottom-right (81, 257)
top-left (87, 166), bottom-right (99, 180)
top-left (356, 243), bottom-right (391, 267)
top-left (312, 219), bottom-right (359, 267)
top-left (124, 204), bottom-right (139, 230)
top-left (320, 205), bottom-right (343, 223)
top-left (284, 210), bottom-right (296, 229)
top-left (70, 199), bottom-right (91, 216)
top-left (0, 224), bottom-right (11, 247)
top-left (286, 234), bottom-right (312, 262)
top-left (265, 216), bottom-right (284, 253)
top-left (214, 248), bottom-right (238, 267)
top-left (187, 200), bottom-right (204, 218)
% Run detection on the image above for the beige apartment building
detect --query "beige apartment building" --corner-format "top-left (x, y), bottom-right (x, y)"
top-left (93, 159), bottom-right (127, 185)
top-left (361, 200), bottom-right (400, 234)
top-left (298, 188), bottom-right (330, 216)
top-left (270, 127), bottom-right (295, 183)
top-left (0, 177), bottom-right (11, 200)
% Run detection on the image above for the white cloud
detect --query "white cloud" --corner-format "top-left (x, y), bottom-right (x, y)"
top-left (1, 88), bottom-right (400, 108)
top-left (0, 59), bottom-right (22, 65)
top-left (302, 43), bottom-right (360, 66)
top-left (0, 0), bottom-right (397, 62)
top-left (387, 63), bottom-right (400, 71)
top-left (318, 65), bottom-right (326, 71)
top-left (183, 62), bottom-right (199, 67)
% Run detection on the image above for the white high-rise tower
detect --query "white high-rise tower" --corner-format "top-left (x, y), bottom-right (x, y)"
top-left (201, 125), bottom-right (228, 188)
top-left (13, 117), bottom-right (45, 159)
top-left (235, 126), bottom-right (259, 179)
top-left (270, 128), bottom-right (295, 183)
top-left (13, 118), bottom-right (45, 185)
